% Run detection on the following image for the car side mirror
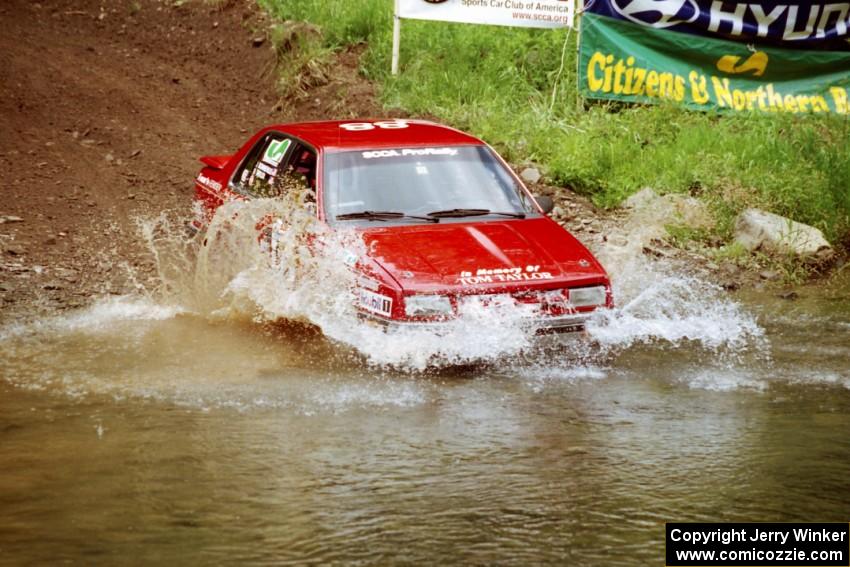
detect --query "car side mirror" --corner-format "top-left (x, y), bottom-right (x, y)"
top-left (534, 194), bottom-right (555, 215)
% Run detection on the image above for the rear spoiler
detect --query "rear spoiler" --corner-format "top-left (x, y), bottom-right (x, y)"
top-left (199, 154), bottom-right (232, 170)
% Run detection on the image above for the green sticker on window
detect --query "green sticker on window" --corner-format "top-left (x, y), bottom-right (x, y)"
top-left (264, 138), bottom-right (291, 165)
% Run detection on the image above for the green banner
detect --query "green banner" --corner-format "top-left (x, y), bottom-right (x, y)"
top-left (579, 12), bottom-right (850, 114)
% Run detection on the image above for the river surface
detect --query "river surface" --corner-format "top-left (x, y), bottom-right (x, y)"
top-left (1, 206), bottom-right (849, 565)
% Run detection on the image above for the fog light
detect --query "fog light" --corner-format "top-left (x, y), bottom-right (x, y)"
top-left (404, 295), bottom-right (453, 317)
top-left (539, 289), bottom-right (568, 305)
top-left (568, 285), bottom-right (607, 307)
top-left (460, 293), bottom-right (514, 307)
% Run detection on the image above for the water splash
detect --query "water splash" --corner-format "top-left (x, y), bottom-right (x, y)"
top-left (0, 295), bottom-right (183, 342)
top-left (144, 196), bottom-right (765, 369)
top-left (587, 274), bottom-right (765, 352)
top-left (132, 192), bottom-right (544, 369)
top-left (586, 222), bottom-right (766, 357)
top-left (0, 186), bottom-right (776, 397)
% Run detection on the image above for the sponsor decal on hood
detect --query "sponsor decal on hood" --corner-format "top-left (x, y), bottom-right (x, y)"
top-left (362, 218), bottom-right (604, 288)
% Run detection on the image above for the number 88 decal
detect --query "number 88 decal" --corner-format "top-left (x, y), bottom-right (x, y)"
top-left (339, 120), bottom-right (409, 131)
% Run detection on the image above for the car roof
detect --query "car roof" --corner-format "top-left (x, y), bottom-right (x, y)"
top-left (270, 119), bottom-right (485, 151)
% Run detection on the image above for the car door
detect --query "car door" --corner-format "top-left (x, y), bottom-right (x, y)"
top-left (228, 133), bottom-right (318, 252)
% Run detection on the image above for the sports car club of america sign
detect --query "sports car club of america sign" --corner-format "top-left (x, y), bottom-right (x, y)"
top-left (397, 0), bottom-right (575, 29)
top-left (392, 0), bottom-right (575, 74)
top-left (579, 0), bottom-right (850, 114)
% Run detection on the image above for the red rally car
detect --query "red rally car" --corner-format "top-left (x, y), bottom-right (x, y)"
top-left (193, 119), bottom-right (612, 333)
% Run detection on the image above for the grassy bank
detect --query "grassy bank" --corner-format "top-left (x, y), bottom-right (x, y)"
top-left (259, 0), bottom-right (850, 244)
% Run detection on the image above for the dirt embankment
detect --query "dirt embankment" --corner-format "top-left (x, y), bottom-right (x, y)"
top-left (0, 0), bottom-right (388, 318)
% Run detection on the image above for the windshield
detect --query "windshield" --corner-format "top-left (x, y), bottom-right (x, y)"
top-left (323, 145), bottom-right (536, 224)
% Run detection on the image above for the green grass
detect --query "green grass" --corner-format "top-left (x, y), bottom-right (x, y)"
top-left (260, 0), bottom-right (850, 244)
top-left (267, 21), bottom-right (334, 100)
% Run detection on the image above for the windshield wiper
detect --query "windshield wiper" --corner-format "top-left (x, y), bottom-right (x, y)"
top-left (425, 208), bottom-right (526, 219)
top-left (336, 210), bottom-right (439, 223)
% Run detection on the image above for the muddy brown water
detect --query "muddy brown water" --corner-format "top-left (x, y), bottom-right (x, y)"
top-left (1, 257), bottom-right (849, 564)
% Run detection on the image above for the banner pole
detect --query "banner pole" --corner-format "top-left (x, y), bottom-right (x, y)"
top-left (392, 0), bottom-right (401, 75)
top-left (575, 0), bottom-right (583, 112)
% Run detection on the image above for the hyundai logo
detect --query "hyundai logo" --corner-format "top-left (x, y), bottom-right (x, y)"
top-left (610, 0), bottom-right (700, 29)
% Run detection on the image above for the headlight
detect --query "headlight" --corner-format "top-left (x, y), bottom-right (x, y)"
top-left (568, 285), bottom-right (607, 307)
top-left (404, 295), bottom-right (453, 317)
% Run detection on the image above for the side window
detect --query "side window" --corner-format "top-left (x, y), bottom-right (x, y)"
top-left (232, 134), bottom-right (293, 195)
top-left (289, 147), bottom-right (317, 189)
top-left (283, 145), bottom-right (318, 208)
top-left (232, 133), bottom-right (317, 201)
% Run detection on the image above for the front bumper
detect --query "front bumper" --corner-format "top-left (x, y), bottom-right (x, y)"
top-left (358, 311), bottom-right (593, 335)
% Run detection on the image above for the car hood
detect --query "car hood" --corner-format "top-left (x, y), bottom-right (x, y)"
top-left (361, 217), bottom-right (608, 292)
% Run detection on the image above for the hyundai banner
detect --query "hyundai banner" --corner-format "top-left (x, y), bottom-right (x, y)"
top-left (585, 0), bottom-right (850, 46)
top-left (579, 11), bottom-right (850, 113)
top-left (396, 0), bottom-right (575, 29)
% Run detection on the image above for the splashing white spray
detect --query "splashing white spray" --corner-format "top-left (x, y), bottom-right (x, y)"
top-left (129, 188), bottom-right (771, 371)
top-left (130, 187), bottom-right (547, 369)
top-left (587, 214), bottom-right (766, 356)
top-left (29, 174), bottom-right (765, 378)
